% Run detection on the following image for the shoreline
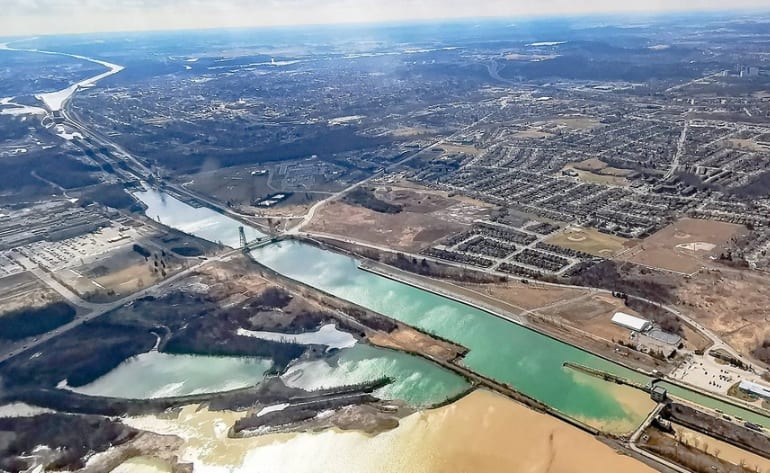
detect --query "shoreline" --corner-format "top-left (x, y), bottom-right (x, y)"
top-left (118, 389), bottom-right (659, 473)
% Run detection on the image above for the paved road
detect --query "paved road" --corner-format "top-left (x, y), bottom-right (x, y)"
top-left (291, 111), bottom-right (496, 234)
top-left (664, 114), bottom-right (691, 180)
top-left (0, 250), bottom-right (240, 365)
top-left (6, 39), bottom-right (761, 404)
top-left (29, 267), bottom-right (101, 311)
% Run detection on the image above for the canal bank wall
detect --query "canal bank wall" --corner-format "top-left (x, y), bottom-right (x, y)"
top-left (658, 377), bottom-right (770, 423)
top-left (2, 377), bottom-right (391, 418)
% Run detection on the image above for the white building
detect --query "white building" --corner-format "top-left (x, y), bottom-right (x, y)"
top-left (739, 380), bottom-right (770, 401)
top-left (611, 312), bottom-right (652, 332)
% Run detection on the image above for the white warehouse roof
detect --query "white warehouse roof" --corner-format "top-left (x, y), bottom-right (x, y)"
top-left (739, 380), bottom-right (770, 399)
top-left (612, 312), bottom-right (652, 332)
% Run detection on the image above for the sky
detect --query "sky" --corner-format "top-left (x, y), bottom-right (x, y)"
top-left (0, 0), bottom-right (768, 36)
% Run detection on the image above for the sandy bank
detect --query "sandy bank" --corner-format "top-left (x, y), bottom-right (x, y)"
top-left (124, 389), bottom-right (655, 473)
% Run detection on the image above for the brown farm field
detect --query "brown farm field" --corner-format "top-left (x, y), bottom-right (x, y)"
top-left (512, 129), bottom-right (553, 140)
top-left (546, 226), bottom-right (630, 257)
top-left (455, 279), bottom-right (586, 311)
top-left (729, 138), bottom-right (770, 153)
top-left (537, 293), bottom-right (640, 343)
top-left (570, 158), bottom-right (634, 177)
top-left (388, 126), bottom-right (436, 137)
top-left (307, 184), bottom-right (492, 251)
top-left (622, 218), bottom-right (747, 274)
top-left (437, 143), bottom-right (483, 157)
top-left (565, 167), bottom-right (630, 186)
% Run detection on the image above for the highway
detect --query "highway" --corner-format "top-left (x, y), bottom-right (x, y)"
top-left (664, 113), bottom-right (691, 180)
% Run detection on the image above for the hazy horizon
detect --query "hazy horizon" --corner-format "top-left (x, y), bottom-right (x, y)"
top-left (1, 0), bottom-right (769, 37)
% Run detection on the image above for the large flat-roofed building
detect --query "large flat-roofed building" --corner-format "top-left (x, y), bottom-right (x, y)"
top-left (739, 380), bottom-right (770, 401)
top-left (612, 312), bottom-right (653, 332)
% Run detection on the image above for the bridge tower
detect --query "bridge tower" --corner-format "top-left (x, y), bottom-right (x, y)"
top-left (238, 226), bottom-right (247, 250)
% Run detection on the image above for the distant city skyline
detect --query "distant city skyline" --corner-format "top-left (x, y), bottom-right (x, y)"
top-left (1, 0), bottom-right (769, 37)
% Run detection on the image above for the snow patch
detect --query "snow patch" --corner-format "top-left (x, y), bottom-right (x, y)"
top-left (54, 125), bottom-right (83, 141)
top-left (0, 403), bottom-right (54, 418)
top-left (237, 323), bottom-right (356, 351)
top-left (328, 115), bottom-right (365, 125)
top-left (256, 403), bottom-right (289, 417)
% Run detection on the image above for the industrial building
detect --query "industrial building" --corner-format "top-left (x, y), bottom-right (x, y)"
top-left (611, 312), bottom-right (653, 332)
top-left (739, 380), bottom-right (770, 401)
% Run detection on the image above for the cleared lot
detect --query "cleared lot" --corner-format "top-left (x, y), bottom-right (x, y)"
top-left (623, 218), bottom-right (747, 274)
top-left (308, 183), bottom-right (492, 252)
top-left (0, 272), bottom-right (61, 316)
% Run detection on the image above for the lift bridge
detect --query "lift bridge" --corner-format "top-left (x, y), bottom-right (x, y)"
top-left (238, 226), bottom-right (278, 252)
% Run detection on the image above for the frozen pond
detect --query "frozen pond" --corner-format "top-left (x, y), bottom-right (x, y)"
top-left (68, 351), bottom-right (273, 399)
top-left (237, 324), bottom-right (357, 351)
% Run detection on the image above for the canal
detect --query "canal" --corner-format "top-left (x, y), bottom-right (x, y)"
top-left (134, 189), bottom-right (770, 430)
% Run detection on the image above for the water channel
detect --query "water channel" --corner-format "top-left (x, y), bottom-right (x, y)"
top-left (133, 189), bottom-right (770, 428)
top-left (78, 189), bottom-right (470, 406)
top-left (135, 188), bottom-right (263, 247)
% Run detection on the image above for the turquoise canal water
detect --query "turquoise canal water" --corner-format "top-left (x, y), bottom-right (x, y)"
top-left (134, 189), bottom-right (770, 428)
top-left (657, 382), bottom-right (770, 428)
top-left (249, 240), bottom-right (649, 424)
top-left (74, 344), bottom-right (468, 406)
